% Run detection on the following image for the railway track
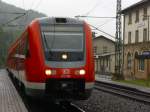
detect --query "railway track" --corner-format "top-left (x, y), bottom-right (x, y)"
top-left (24, 96), bottom-right (85, 112)
top-left (24, 99), bottom-right (85, 112)
top-left (95, 81), bottom-right (150, 104)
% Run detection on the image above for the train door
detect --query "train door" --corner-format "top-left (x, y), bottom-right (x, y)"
top-left (13, 46), bottom-right (19, 80)
top-left (17, 32), bottom-right (28, 84)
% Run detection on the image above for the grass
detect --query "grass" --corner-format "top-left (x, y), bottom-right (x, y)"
top-left (115, 79), bottom-right (150, 88)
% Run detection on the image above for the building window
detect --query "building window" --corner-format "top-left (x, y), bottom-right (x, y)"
top-left (139, 59), bottom-right (144, 71)
top-left (103, 46), bottom-right (108, 53)
top-left (94, 46), bottom-right (97, 54)
top-left (135, 30), bottom-right (139, 43)
top-left (135, 10), bottom-right (139, 22)
top-left (134, 52), bottom-right (138, 58)
top-left (143, 28), bottom-right (147, 42)
top-left (127, 53), bottom-right (132, 69)
top-left (128, 32), bottom-right (131, 44)
top-left (143, 7), bottom-right (147, 20)
top-left (128, 13), bottom-right (132, 24)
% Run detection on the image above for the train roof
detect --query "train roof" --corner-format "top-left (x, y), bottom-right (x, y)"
top-left (37, 17), bottom-right (84, 25)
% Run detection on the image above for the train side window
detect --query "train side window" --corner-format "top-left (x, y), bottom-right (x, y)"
top-left (25, 49), bottom-right (30, 58)
top-left (25, 43), bottom-right (30, 58)
top-left (24, 33), bottom-right (30, 58)
top-left (13, 45), bottom-right (19, 58)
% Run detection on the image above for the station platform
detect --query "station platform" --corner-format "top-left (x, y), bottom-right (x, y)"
top-left (95, 74), bottom-right (150, 94)
top-left (0, 69), bottom-right (28, 112)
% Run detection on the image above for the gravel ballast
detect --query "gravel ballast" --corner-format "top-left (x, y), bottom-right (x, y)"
top-left (74, 89), bottom-right (150, 112)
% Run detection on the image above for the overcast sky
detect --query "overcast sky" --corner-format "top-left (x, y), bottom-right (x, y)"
top-left (2, 0), bottom-right (141, 39)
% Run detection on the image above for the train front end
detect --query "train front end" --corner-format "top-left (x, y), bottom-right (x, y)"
top-left (26, 17), bottom-right (95, 101)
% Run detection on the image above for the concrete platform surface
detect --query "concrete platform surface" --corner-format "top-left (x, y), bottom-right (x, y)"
top-left (0, 69), bottom-right (28, 112)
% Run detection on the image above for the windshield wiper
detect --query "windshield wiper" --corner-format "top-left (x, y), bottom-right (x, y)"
top-left (43, 32), bottom-right (49, 50)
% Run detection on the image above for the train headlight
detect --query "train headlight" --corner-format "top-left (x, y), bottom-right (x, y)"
top-left (45, 69), bottom-right (52, 76)
top-left (79, 69), bottom-right (85, 75)
top-left (62, 54), bottom-right (67, 60)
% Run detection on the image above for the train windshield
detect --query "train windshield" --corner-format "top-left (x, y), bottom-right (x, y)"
top-left (42, 32), bottom-right (83, 52)
top-left (41, 24), bottom-right (85, 62)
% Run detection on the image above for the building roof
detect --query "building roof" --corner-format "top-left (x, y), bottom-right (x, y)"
top-left (93, 35), bottom-right (115, 43)
top-left (121, 0), bottom-right (149, 13)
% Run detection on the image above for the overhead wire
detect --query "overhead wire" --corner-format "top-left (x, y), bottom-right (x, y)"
top-left (23, 0), bottom-right (36, 26)
top-left (0, 0), bottom-right (33, 27)
top-left (1, 0), bottom-right (43, 28)
top-left (33, 0), bottom-right (42, 10)
top-left (24, 0), bottom-right (42, 26)
top-left (0, 1), bottom-right (24, 27)
top-left (89, 24), bottom-right (115, 39)
top-left (75, 15), bottom-right (115, 19)
top-left (22, 0), bottom-right (25, 10)
top-left (75, 15), bottom-right (115, 39)
top-left (97, 18), bottom-right (115, 28)
top-left (82, 0), bottom-right (114, 17)
top-left (0, 11), bottom-right (25, 14)
top-left (76, 0), bottom-right (116, 41)
top-left (84, 0), bottom-right (102, 16)
top-left (1, 13), bottom-right (26, 26)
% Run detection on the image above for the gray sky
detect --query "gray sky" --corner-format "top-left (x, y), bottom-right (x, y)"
top-left (2, 0), bottom-right (141, 39)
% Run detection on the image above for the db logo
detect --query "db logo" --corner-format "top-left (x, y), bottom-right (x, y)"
top-left (63, 69), bottom-right (70, 74)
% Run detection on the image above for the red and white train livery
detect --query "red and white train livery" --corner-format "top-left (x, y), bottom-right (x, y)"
top-left (6, 17), bottom-right (95, 101)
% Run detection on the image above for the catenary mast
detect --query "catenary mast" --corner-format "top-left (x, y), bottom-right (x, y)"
top-left (115, 0), bottom-right (123, 79)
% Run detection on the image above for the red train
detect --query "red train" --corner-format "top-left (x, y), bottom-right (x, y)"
top-left (6, 17), bottom-right (95, 101)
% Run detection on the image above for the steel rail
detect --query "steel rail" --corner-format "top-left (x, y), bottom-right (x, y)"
top-left (70, 103), bottom-right (85, 112)
top-left (95, 81), bottom-right (150, 104)
top-left (59, 101), bottom-right (85, 112)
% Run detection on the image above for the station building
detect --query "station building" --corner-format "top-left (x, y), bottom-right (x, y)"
top-left (93, 35), bottom-right (115, 75)
top-left (122, 0), bottom-right (150, 80)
